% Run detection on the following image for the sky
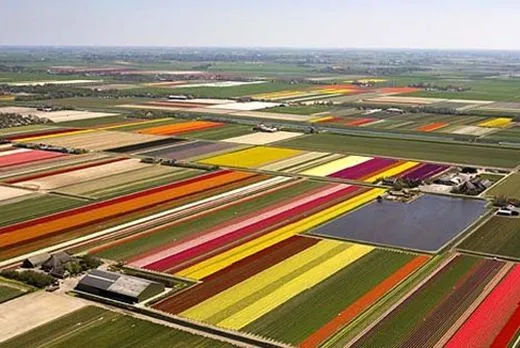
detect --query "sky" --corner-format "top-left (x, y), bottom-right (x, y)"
top-left (1, 0), bottom-right (520, 50)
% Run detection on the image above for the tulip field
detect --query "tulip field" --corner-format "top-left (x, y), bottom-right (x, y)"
top-left (0, 124), bottom-right (516, 347)
top-left (199, 146), bottom-right (450, 183)
top-left (350, 256), bottom-right (520, 348)
top-left (0, 101), bottom-right (518, 347)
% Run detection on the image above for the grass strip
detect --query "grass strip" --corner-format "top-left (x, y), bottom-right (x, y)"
top-left (279, 133), bottom-right (520, 168)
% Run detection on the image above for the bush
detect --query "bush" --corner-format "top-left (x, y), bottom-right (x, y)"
top-left (1, 270), bottom-right (55, 288)
top-left (65, 262), bottom-right (83, 276)
top-left (78, 255), bottom-right (103, 272)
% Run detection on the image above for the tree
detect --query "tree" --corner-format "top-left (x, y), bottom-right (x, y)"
top-left (1, 270), bottom-right (56, 288)
top-left (78, 254), bottom-right (103, 271)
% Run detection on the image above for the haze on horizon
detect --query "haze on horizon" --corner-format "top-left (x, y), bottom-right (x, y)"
top-left (1, 0), bottom-right (520, 50)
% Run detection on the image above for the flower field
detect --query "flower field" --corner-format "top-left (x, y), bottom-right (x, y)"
top-left (5, 127), bottom-right (81, 141)
top-left (0, 148), bottom-right (67, 168)
top-left (200, 146), bottom-right (303, 168)
top-left (295, 153), bottom-right (445, 182)
top-left (136, 120), bottom-right (223, 136)
top-left (139, 140), bottom-right (240, 161)
top-left (153, 238), bottom-right (429, 344)
top-left (0, 170), bottom-right (260, 258)
top-left (16, 129), bottom-right (168, 151)
top-left (129, 184), bottom-right (377, 273)
top-left (350, 255), bottom-right (517, 348)
top-left (479, 117), bottom-right (513, 128)
top-left (199, 146), bottom-right (450, 183)
top-left (181, 241), bottom-right (374, 329)
top-left (250, 84), bottom-right (373, 102)
top-left (4, 49), bottom-right (520, 348)
top-left (14, 158), bottom-right (149, 191)
top-left (314, 111), bottom-right (517, 135)
top-left (1, 89), bottom-right (518, 347)
top-left (222, 131), bottom-right (303, 145)
top-left (57, 166), bottom-right (204, 199)
top-left (445, 264), bottom-right (520, 348)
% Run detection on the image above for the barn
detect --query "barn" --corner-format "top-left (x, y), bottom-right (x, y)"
top-left (75, 269), bottom-right (165, 304)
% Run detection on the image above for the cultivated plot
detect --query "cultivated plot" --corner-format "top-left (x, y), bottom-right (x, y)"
top-left (279, 133), bottom-right (520, 168)
top-left (1, 306), bottom-right (231, 348)
top-left (223, 131), bottom-right (303, 145)
top-left (0, 106), bottom-right (119, 122)
top-left (350, 255), bottom-right (514, 348)
top-left (458, 216), bottom-right (520, 259)
top-left (140, 140), bottom-right (239, 160)
top-left (485, 173), bottom-right (520, 200)
top-left (30, 130), bottom-right (167, 151)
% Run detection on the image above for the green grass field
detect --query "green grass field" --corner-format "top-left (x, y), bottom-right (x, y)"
top-left (205, 62), bottom-right (318, 74)
top-left (485, 173), bottom-right (520, 199)
top-left (0, 72), bottom-right (100, 83)
top-left (94, 180), bottom-right (324, 261)
top-left (180, 124), bottom-right (254, 140)
top-left (0, 194), bottom-right (86, 227)
top-left (278, 133), bottom-right (520, 168)
top-left (0, 306), bottom-right (231, 348)
top-left (458, 216), bottom-right (520, 259)
top-left (244, 250), bottom-right (414, 345)
top-left (0, 285), bottom-right (24, 304)
top-left (0, 124), bottom-right (56, 136)
top-left (266, 105), bottom-right (333, 115)
top-left (352, 255), bottom-right (479, 347)
top-left (484, 127), bottom-right (520, 143)
top-left (402, 78), bottom-right (520, 102)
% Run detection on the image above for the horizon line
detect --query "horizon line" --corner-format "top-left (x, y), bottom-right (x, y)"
top-left (1, 44), bottom-right (520, 52)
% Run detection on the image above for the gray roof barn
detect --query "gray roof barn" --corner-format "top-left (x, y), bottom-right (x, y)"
top-left (75, 269), bottom-right (165, 304)
top-left (22, 252), bottom-right (51, 268)
top-left (42, 251), bottom-right (73, 272)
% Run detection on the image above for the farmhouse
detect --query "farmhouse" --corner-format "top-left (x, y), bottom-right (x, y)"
top-left (42, 251), bottom-right (74, 279)
top-left (22, 252), bottom-right (51, 268)
top-left (75, 270), bottom-right (165, 304)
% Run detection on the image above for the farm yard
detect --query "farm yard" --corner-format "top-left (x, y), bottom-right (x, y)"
top-left (0, 48), bottom-right (520, 348)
